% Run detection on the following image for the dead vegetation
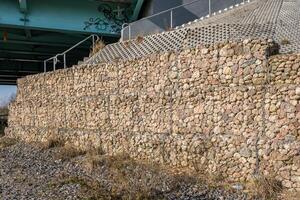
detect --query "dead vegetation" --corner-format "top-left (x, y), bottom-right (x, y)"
top-left (40, 136), bottom-right (65, 150)
top-left (54, 144), bottom-right (86, 161)
top-left (0, 137), bottom-right (17, 149)
top-left (39, 137), bottom-right (86, 161)
top-left (247, 175), bottom-right (283, 200)
top-left (0, 125), bottom-right (5, 137)
top-left (48, 175), bottom-right (115, 200)
top-left (49, 174), bottom-right (162, 200)
top-left (80, 151), bottom-right (241, 200)
top-left (46, 152), bottom-right (168, 199)
top-left (82, 153), bottom-right (170, 199)
top-left (28, 138), bottom-right (293, 199)
top-left (90, 39), bottom-right (106, 56)
top-left (0, 106), bottom-right (8, 136)
top-left (281, 38), bottom-right (291, 45)
top-left (135, 35), bottom-right (144, 44)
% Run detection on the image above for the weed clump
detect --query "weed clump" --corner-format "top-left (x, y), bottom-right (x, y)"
top-left (54, 143), bottom-right (86, 161)
top-left (281, 39), bottom-right (291, 45)
top-left (90, 39), bottom-right (106, 56)
top-left (0, 137), bottom-right (17, 149)
top-left (41, 137), bottom-right (65, 150)
top-left (247, 175), bottom-right (282, 200)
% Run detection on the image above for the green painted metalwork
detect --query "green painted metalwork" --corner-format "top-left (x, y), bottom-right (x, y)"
top-left (130, 0), bottom-right (144, 22)
top-left (0, 0), bottom-right (145, 84)
top-left (0, 0), bottom-right (136, 35)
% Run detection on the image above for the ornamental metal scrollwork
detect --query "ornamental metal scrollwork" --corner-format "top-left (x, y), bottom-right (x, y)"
top-left (84, 3), bottom-right (131, 33)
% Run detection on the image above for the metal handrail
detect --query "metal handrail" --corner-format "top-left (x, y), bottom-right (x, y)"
top-left (121, 23), bottom-right (130, 40)
top-left (44, 34), bottom-right (99, 72)
top-left (121, 0), bottom-right (250, 41)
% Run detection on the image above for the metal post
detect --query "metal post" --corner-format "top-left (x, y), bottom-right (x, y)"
top-left (170, 10), bottom-right (173, 29)
top-left (92, 35), bottom-right (95, 50)
top-left (121, 23), bottom-right (129, 41)
top-left (44, 61), bottom-right (46, 72)
top-left (53, 57), bottom-right (56, 71)
top-left (129, 25), bottom-right (131, 40)
top-left (63, 54), bottom-right (66, 69)
top-left (121, 28), bottom-right (124, 41)
top-left (209, 0), bottom-right (211, 16)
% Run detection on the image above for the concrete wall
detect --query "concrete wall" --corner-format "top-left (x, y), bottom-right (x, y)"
top-left (6, 39), bottom-right (300, 191)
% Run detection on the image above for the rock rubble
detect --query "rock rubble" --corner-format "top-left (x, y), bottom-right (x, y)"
top-left (5, 39), bottom-right (300, 191)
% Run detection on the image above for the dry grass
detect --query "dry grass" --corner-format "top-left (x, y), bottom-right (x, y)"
top-left (192, 157), bottom-right (226, 188)
top-left (136, 35), bottom-right (144, 44)
top-left (247, 175), bottom-right (282, 200)
top-left (40, 137), bottom-right (65, 150)
top-left (49, 161), bottom-right (164, 200)
top-left (86, 146), bottom-right (105, 157)
top-left (40, 141), bottom-right (287, 199)
top-left (48, 176), bottom-right (115, 200)
top-left (0, 126), bottom-right (5, 137)
top-left (84, 153), bottom-right (132, 175)
top-left (0, 107), bottom-right (9, 115)
top-left (83, 146), bottom-right (106, 172)
top-left (55, 144), bottom-right (86, 161)
top-left (82, 151), bottom-right (241, 199)
top-left (0, 137), bottom-right (17, 149)
top-left (281, 39), bottom-right (291, 45)
top-left (124, 41), bottom-right (130, 48)
top-left (90, 39), bottom-right (106, 56)
top-left (83, 153), bottom-right (168, 199)
top-left (0, 111), bottom-right (7, 137)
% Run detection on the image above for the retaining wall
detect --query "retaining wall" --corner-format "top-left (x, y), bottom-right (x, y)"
top-left (6, 39), bottom-right (300, 190)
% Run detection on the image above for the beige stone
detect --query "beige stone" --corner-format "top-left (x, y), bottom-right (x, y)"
top-left (6, 39), bottom-right (300, 190)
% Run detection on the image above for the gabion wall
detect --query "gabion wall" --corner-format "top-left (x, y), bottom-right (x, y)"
top-left (6, 39), bottom-right (300, 191)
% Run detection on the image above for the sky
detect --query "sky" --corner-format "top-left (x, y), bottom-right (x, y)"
top-left (0, 85), bottom-right (17, 106)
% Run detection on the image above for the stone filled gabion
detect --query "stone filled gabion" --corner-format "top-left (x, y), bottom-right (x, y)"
top-left (5, 39), bottom-right (300, 191)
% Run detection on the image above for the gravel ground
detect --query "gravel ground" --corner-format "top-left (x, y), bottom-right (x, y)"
top-left (0, 138), bottom-right (250, 200)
